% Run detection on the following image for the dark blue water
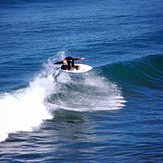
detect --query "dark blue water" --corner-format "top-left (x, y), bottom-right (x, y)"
top-left (0, 0), bottom-right (163, 162)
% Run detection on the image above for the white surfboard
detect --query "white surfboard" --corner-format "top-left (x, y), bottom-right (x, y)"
top-left (60, 64), bottom-right (92, 73)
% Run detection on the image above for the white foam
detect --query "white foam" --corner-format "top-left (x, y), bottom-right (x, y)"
top-left (0, 52), bottom-right (66, 142)
top-left (0, 74), bottom-right (55, 142)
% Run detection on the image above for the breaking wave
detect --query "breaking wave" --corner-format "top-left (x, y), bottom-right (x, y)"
top-left (0, 51), bottom-right (126, 142)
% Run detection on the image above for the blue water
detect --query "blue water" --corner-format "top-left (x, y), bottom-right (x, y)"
top-left (0, 0), bottom-right (163, 162)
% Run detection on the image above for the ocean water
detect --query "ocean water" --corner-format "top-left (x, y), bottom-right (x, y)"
top-left (0, 0), bottom-right (163, 162)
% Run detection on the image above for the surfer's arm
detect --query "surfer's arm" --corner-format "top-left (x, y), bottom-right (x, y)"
top-left (50, 61), bottom-right (63, 67)
top-left (53, 61), bottom-right (63, 64)
top-left (74, 58), bottom-right (85, 60)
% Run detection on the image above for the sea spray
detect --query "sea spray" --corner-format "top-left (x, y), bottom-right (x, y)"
top-left (47, 69), bottom-right (126, 112)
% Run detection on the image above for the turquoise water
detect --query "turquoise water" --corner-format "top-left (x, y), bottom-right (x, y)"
top-left (0, 0), bottom-right (163, 162)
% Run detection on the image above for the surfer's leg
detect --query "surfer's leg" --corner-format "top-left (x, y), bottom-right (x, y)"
top-left (72, 60), bottom-right (75, 67)
top-left (61, 65), bottom-right (67, 70)
top-left (68, 62), bottom-right (71, 70)
top-left (68, 61), bottom-right (74, 70)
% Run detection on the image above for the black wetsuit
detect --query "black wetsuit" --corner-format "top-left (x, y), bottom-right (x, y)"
top-left (54, 57), bottom-right (82, 70)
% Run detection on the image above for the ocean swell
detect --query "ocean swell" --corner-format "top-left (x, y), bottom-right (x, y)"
top-left (102, 54), bottom-right (163, 90)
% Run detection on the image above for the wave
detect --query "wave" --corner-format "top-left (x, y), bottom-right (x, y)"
top-left (0, 51), bottom-right (126, 142)
top-left (102, 54), bottom-right (163, 87)
top-left (101, 54), bottom-right (163, 95)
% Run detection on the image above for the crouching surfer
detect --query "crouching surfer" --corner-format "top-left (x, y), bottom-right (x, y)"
top-left (53, 56), bottom-right (85, 70)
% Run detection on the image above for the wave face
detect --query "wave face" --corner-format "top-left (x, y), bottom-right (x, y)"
top-left (102, 55), bottom-right (163, 93)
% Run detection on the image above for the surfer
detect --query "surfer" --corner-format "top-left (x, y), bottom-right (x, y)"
top-left (53, 56), bottom-right (85, 70)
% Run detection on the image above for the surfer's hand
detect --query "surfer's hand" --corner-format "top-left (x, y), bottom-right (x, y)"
top-left (80, 58), bottom-right (85, 60)
top-left (50, 63), bottom-right (55, 66)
